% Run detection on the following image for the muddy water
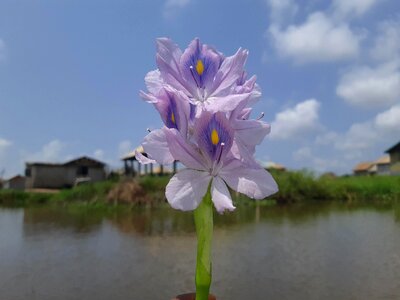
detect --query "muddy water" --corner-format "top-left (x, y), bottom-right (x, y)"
top-left (0, 203), bottom-right (399, 300)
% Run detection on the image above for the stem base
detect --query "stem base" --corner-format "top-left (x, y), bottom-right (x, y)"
top-left (172, 293), bottom-right (216, 300)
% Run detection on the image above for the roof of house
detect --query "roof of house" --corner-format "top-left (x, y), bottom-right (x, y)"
top-left (6, 175), bottom-right (25, 181)
top-left (265, 162), bottom-right (286, 170)
top-left (26, 162), bottom-right (63, 167)
top-left (27, 156), bottom-right (106, 168)
top-left (385, 141), bottom-right (400, 154)
top-left (375, 155), bottom-right (391, 165)
top-left (63, 156), bottom-right (106, 167)
top-left (353, 162), bottom-right (373, 172)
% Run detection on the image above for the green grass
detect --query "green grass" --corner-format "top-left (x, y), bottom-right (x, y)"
top-left (0, 189), bottom-right (52, 207)
top-left (52, 180), bottom-right (116, 202)
top-left (270, 170), bottom-right (400, 203)
top-left (1, 172), bottom-right (399, 209)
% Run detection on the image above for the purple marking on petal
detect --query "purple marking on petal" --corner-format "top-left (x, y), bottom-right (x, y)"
top-left (194, 111), bottom-right (234, 164)
top-left (180, 38), bottom-right (222, 92)
top-left (149, 88), bottom-right (190, 137)
top-left (189, 103), bottom-right (196, 120)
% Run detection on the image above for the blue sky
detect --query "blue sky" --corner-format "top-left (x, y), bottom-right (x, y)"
top-left (0, 0), bottom-right (399, 177)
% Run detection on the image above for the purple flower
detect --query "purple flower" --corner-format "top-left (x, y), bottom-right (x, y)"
top-left (140, 86), bottom-right (191, 138)
top-left (161, 111), bottom-right (277, 213)
top-left (146, 38), bottom-right (255, 114)
top-left (137, 37), bottom-right (278, 214)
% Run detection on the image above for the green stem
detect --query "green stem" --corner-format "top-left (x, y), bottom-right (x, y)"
top-left (194, 187), bottom-right (213, 300)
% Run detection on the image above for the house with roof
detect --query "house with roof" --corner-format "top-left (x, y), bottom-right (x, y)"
top-left (385, 141), bottom-right (400, 175)
top-left (25, 156), bottom-right (107, 189)
top-left (265, 162), bottom-right (286, 172)
top-left (353, 162), bottom-right (373, 176)
top-left (3, 175), bottom-right (26, 191)
top-left (369, 155), bottom-right (391, 176)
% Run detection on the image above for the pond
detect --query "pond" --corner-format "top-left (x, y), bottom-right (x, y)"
top-left (0, 202), bottom-right (399, 300)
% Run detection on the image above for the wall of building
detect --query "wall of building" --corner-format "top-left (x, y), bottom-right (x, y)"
top-left (390, 162), bottom-right (400, 176)
top-left (26, 165), bottom-right (106, 189)
top-left (88, 167), bottom-right (106, 182)
top-left (4, 177), bottom-right (26, 190)
top-left (64, 166), bottom-right (106, 186)
top-left (390, 152), bottom-right (400, 164)
top-left (28, 166), bottom-right (67, 189)
top-left (377, 164), bottom-right (391, 176)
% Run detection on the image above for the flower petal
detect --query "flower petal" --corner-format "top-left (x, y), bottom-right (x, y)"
top-left (211, 177), bottom-right (236, 213)
top-left (156, 38), bottom-right (189, 94)
top-left (142, 129), bottom-right (175, 165)
top-left (209, 48), bottom-right (248, 97)
top-left (166, 169), bottom-right (211, 211)
top-left (206, 93), bottom-right (251, 113)
top-left (220, 162), bottom-right (278, 199)
top-left (144, 69), bottom-right (164, 95)
top-left (135, 150), bottom-right (156, 164)
top-left (193, 111), bottom-right (234, 164)
top-left (163, 128), bottom-right (207, 170)
top-left (234, 119), bottom-right (271, 146)
top-left (180, 38), bottom-right (222, 92)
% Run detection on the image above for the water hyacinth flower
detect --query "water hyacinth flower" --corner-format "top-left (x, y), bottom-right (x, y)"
top-left (164, 111), bottom-right (277, 213)
top-left (137, 37), bottom-right (278, 300)
top-left (145, 38), bottom-right (259, 114)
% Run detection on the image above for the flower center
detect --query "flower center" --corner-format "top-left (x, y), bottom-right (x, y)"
top-left (196, 59), bottom-right (204, 75)
top-left (171, 112), bottom-right (176, 124)
top-left (211, 129), bottom-right (219, 145)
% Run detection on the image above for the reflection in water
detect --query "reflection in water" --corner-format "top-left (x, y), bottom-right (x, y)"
top-left (0, 202), bottom-right (399, 300)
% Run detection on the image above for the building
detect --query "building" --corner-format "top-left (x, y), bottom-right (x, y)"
top-left (369, 155), bottom-right (391, 176)
top-left (385, 141), bottom-right (400, 175)
top-left (265, 162), bottom-right (286, 172)
top-left (121, 146), bottom-right (177, 176)
top-left (353, 162), bottom-right (373, 176)
top-left (25, 156), bottom-right (106, 189)
top-left (3, 175), bottom-right (26, 191)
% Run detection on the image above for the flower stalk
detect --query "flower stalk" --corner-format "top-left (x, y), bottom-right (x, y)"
top-left (194, 187), bottom-right (213, 300)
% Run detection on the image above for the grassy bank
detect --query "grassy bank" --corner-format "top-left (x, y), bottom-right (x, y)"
top-left (268, 170), bottom-right (400, 204)
top-left (1, 171), bottom-right (399, 208)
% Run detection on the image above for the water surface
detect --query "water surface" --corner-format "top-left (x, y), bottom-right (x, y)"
top-left (1, 202), bottom-right (399, 300)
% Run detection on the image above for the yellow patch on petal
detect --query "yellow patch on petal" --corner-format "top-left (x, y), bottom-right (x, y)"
top-left (171, 112), bottom-right (176, 124)
top-left (211, 129), bottom-right (219, 145)
top-left (196, 59), bottom-right (204, 75)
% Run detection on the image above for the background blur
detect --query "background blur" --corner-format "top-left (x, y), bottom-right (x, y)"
top-left (1, 0), bottom-right (399, 177)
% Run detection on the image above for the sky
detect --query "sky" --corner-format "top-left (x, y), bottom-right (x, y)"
top-left (0, 0), bottom-right (399, 177)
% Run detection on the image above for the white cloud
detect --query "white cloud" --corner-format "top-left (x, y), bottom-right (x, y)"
top-left (334, 121), bottom-right (378, 152)
top-left (118, 140), bottom-right (133, 158)
top-left (163, 0), bottom-right (191, 19)
top-left (24, 140), bottom-right (65, 162)
top-left (336, 62), bottom-right (400, 108)
top-left (93, 149), bottom-right (105, 160)
top-left (370, 19), bottom-right (400, 62)
top-left (315, 131), bottom-right (339, 146)
top-left (0, 138), bottom-right (12, 171)
top-left (266, 0), bottom-right (298, 24)
top-left (375, 104), bottom-right (400, 132)
top-left (269, 12), bottom-right (361, 63)
top-left (0, 138), bottom-right (12, 153)
top-left (269, 99), bottom-right (321, 140)
top-left (293, 146), bottom-right (312, 161)
top-left (292, 146), bottom-right (347, 173)
top-left (0, 39), bottom-right (6, 62)
top-left (333, 0), bottom-right (379, 17)
top-left (317, 104), bottom-right (400, 155)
